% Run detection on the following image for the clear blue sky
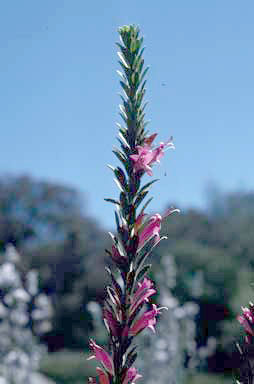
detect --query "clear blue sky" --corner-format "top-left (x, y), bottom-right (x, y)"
top-left (1, 1), bottom-right (254, 229)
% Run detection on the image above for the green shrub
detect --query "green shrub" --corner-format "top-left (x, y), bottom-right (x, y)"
top-left (40, 350), bottom-right (96, 384)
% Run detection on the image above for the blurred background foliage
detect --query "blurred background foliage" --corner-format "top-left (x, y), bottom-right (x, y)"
top-left (0, 173), bottom-right (253, 383)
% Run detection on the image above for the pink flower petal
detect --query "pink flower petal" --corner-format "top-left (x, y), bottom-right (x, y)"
top-left (138, 214), bottom-right (162, 248)
top-left (130, 304), bottom-right (161, 336)
top-left (89, 340), bottom-right (114, 375)
top-left (96, 368), bottom-right (110, 384)
top-left (237, 315), bottom-right (254, 336)
top-left (123, 367), bottom-right (142, 384)
top-left (130, 136), bottom-right (174, 176)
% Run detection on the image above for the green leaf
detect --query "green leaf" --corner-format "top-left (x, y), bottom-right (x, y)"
top-left (118, 132), bottom-right (130, 148)
top-left (105, 266), bottom-right (123, 299)
top-left (116, 70), bottom-right (125, 80)
top-left (123, 348), bottom-right (138, 370)
top-left (115, 42), bottom-right (125, 52)
top-left (139, 197), bottom-right (153, 214)
top-left (137, 112), bottom-right (145, 124)
top-left (140, 101), bottom-right (148, 115)
top-left (126, 270), bottom-right (135, 291)
top-left (117, 51), bottom-right (130, 68)
top-left (119, 127), bottom-right (128, 141)
top-left (114, 210), bottom-right (121, 231)
top-left (134, 190), bottom-right (149, 209)
top-left (133, 53), bottom-right (142, 71)
top-left (139, 37), bottom-right (144, 50)
top-left (136, 235), bottom-right (167, 272)
top-left (116, 138), bottom-right (130, 157)
top-left (112, 149), bottom-right (129, 172)
top-left (138, 179), bottom-right (159, 194)
top-left (120, 192), bottom-right (129, 216)
top-left (136, 264), bottom-right (152, 281)
top-left (114, 178), bottom-right (124, 193)
top-left (104, 198), bottom-right (120, 206)
top-left (140, 79), bottom-right (147, 93)
top-left (137, 58), bottom-right (144, 75)
top-left (128, 205), bottom-right (136, 226)
top-left (120, 81), bottom-right (130, 97)
top-left (123, 100), bottom-right (133, 117)
top-left (116, 122), bottom-right (126, 132)
top-left (119, 104), bottom-right (128, 119)
top-left (107, 164), bottom-right (115, 172)
top-left (112, 147), bottom-right (126, 161)
top-left (119, 112), bottom-right (127, 124)
top-left (134, 46), bottom-right (145, 70)
top-left (118, 62), bottom-right (131, 81)
top-left (107, 286), bottom-right (119, 306)
top-left (139, 66), bottom-right (149, 86)
top-left (136, 89), bottom-right (145, 109)
top-left (119, 94), bottom-right (127, 105)
top-left (116, 42), bottom-right (128, 58)
top-left (108, 231), bottom-right (117, 243)
top-left (114, 166), bottom-right (128, 191)
top-left (130, 38), bottom-right (137, 53)
top-left (128, 234), bottom-right (139, 261)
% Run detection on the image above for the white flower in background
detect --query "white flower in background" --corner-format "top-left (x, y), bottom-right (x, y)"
top-left (0, 263), bottom-right (20, 288)
top-left (27, 270), bottom-right (39, 296)
top-left (0, 245), bottom-right (53, 384)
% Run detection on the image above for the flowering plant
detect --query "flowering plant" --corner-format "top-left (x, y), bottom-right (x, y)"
top-left (88, 25), bottom-right (179, 384)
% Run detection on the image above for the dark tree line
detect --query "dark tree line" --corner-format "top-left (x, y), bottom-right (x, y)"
top-left (0, 175), bottom-right (109, 351)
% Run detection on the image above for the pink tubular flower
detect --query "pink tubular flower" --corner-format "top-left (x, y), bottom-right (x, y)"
top-left (88, 340), bottom-right (114, 375)
top-left (130, 146), bottom-right (155, 176)
top-left (237, 307), bottom-right (254, 342)
top-left (150, 138), bottom-right (174, 164)
top-left (130, 135), bottom-right (174, 176)
top-left (123, 367), bottom-right (142, 384)
top-left (138, 213), bottom-right (162, 248)
top-left (129, 304), bottom-right (166, 336)
top-left (242, 307), bottom-right (254, 322)
top-left (96, 368), bottom-right (110, 384)
top-left (130, 277), bottom-right (156, 315)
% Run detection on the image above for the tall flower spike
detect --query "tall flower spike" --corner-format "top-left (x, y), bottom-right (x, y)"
top-left (89, 25), bottom-right (178, 384)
